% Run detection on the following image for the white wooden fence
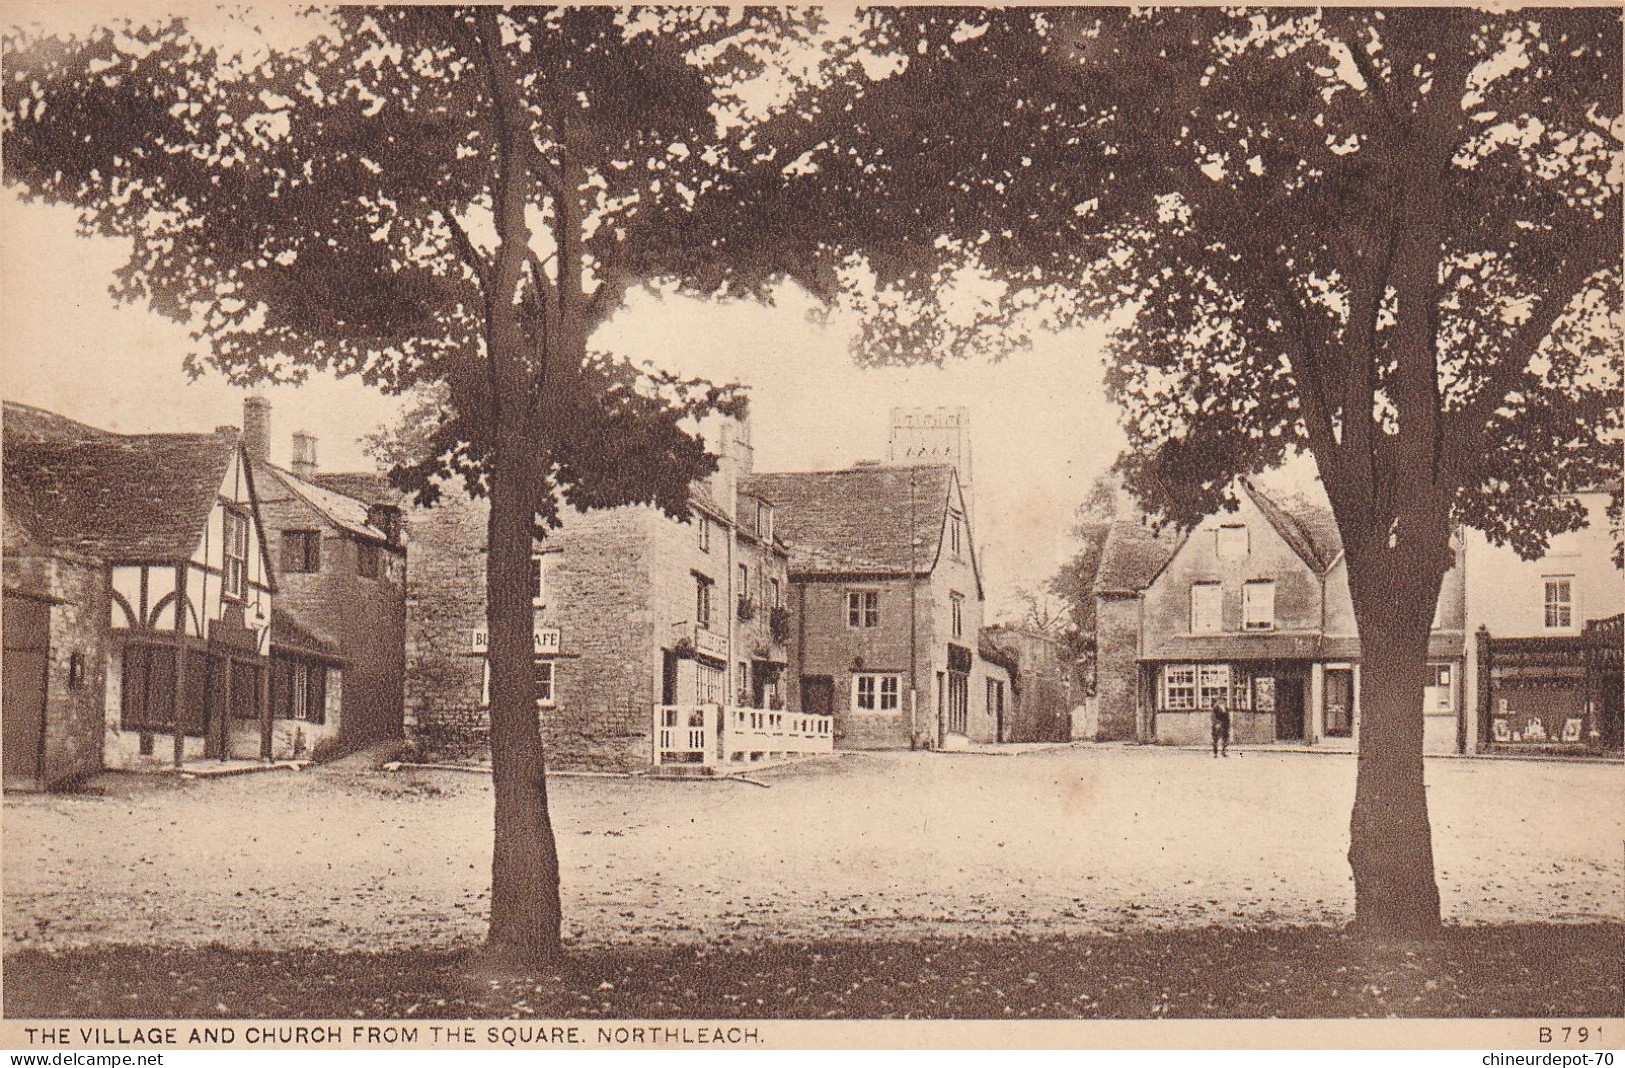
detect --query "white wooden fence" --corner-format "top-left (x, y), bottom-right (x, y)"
top-left (654, 704), bottom-right (833, 767)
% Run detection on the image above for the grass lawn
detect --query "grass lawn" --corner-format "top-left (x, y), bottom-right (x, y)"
top-left (6, 923), bottom-right (1619, 1020)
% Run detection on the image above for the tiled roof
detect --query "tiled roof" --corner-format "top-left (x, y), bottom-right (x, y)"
top-left (1093, 519), bottom-right (1179, 595)
top-left (740, 464), bottom-right (956, 576)
top-left (271, 606), bottom-right (343, 662)
top-left (4, 401), bottom-right (239, 563)
top-left (261, 463), bottom-right (391, 545)
top-left (312, 471), bottom-right (402, 506)
top-left (1243, 481), bottom-right (1343, 572)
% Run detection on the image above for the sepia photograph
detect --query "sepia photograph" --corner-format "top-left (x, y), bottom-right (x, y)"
top-left (0, 1), bottom-right (1620, 1052)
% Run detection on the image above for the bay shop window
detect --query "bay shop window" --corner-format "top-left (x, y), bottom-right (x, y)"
top-left (1159, 664), bottom-right (1256, 712)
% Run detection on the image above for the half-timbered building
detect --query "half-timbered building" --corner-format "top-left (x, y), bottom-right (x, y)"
top-left (2, 401), bottom-right (297, 780)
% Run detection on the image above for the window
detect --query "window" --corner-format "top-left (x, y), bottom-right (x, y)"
top-left (480, 658), bottom-right (557, 709)
top-left (1242, 581), bottom-right (1275, 631)
top-left (696, 574), bottom-right (714, 629)
top-left (1543, 577), bottom-right (1573, 629)
top-left (530, 553), bottom-right (552, 606)
top-left (756, 502), bottom-right (773, 542)
top-left (535, 659), bottom-right (556, 708)
top-left (951, 592), bottom-right (965, 639)
top-left (738, 563), bottom-right (750, 609)
top-left (357, 542), bottom-right (380, 579)
top-left (1198, 664), bottom-right (1233, 707)
top-left (281, 531), bottom-right (320, 574)
top-left (1428, 664), bottom-right (1452, 711)
top-left (848, 589), bottom-right (880, 628)
top-left (222, 509), bottom-right (249, 600)
top-left (737, 662), bottom-right (749, 702)
top-left (949, 512), bottom-right (963, 557)
top-left (1163, 665), bottom-right (1197, 710)
top-left (695, 661), bottom-right (725, 705)
top-left (1216, 524), bottom-right (1248, 560)
top-left (697, 515), bottom-right (711, 553)
top-left (1190, 583), bottom-right (1223, 634)
top-left (853, 672), bottom-right (901, 712)
top-left (770, 578), bottom-right (782, 608)
top-left (120, 644), bottom-right (178, 730)
top-left (272, 658), bottom-right (327, 724)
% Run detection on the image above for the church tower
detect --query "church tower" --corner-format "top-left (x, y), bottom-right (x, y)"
top-left (887, 406), bottom-right (973, 532)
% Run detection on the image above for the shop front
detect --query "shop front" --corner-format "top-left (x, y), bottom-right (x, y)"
top-left (1477, 616), bottom-right (1623, 754)
top-left (1146, 659), bottom-right (1313, 745)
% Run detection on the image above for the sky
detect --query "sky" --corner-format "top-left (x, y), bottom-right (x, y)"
top-left (1, 189), bottom-right (1131, 621)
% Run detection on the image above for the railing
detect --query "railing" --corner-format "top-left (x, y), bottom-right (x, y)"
top-left (653, 704), bottom-right (833, 767)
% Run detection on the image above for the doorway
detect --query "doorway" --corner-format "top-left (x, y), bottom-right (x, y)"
top-left (2, 596), bottom-right (50, 790)
top-left (1325, 668), bottom-right (1354, 737)
top-left (801, 675), bottom-right (834, 717)
top-left (1274, 677), bottom-right (1305, 741)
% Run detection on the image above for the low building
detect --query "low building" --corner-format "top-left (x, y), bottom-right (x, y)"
top-left (240, 396), bottom-right (407, 756)
top-left (742, 461), bottom-right (1002, 749)
top-left (2, 401), bottom-right (284, 783)
top-left (405, 418), bottom-right (794, 771)
top-left (981, 625), bottom-right (1076, 743)
top-left (1463, 489), bottom-right (1623, 753)
top-left (1094, 480), bottom-right (1467, 750)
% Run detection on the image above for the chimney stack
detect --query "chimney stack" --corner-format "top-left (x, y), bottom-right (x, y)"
top-left (242, 394), bottom-right (271, 464)
top-left (291, 431), bottom-right (319, 481)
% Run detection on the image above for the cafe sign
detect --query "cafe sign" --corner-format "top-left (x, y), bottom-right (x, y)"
top-left (472, 627), bottom-right (561, 655)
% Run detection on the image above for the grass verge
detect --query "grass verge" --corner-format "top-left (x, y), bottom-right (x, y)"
top-left (5, 923), bottom-right (1618, 1020)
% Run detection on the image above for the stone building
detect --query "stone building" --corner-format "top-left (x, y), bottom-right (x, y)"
top-left (1092, 479), bottom-right (1468, 750)
top-left (241, 396), bottom-right (406, 756)
top-left (404, 418), bottom-right (791, 771)
top-left (2, 401), bottom-right (284, 785)
top-left (981, 625), bottom-right (1076, 743)
top-left (742, 461), bottom-right (1003, 749)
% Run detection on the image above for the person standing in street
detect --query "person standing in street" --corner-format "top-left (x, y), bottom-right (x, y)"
top-left (1210, 696), bottom-right (1231, 758)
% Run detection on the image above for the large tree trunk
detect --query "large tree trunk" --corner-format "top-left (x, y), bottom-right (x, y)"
top-left (1342, 517), bottom-right (1451, 939)
top-left (483, 435), bottom-right (564, 964)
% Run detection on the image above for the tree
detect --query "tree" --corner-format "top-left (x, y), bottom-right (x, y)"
top-left (741, 8), bottom-right (1621, 937)
top-left (3, 6), bottom-right (850, 963)
top-left (1046, 474), bottom-right (1121, 644)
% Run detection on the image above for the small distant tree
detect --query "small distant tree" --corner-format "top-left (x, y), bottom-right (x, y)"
top-left (3, 6), bottom-right (854, 963)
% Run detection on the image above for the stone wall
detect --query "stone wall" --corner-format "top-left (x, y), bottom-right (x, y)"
top-left (1092, 593), bottom-right (1141, 740)
top-left (4, 551), bottom-right (110, 786)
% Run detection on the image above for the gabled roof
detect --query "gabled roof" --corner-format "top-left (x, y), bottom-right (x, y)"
top-left (1093, 519), bottom-right (1179, 596)
top-left (4, 401), bottom-right (242, 563)
top-left (1242, 481), bottom-right (1343, 573)
top-left (740, 464), bottom-right (958, 577)
top-left (260, 463), bottom-right (392, 545)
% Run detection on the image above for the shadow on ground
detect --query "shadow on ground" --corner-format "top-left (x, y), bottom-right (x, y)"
top-left (6, 923), bottom-right (1619, 1020)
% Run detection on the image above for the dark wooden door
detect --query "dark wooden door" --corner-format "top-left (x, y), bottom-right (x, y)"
top-left (660, 651), bottom-right (679, 707)
top-left (1275, 678), bottom-right (1305, 740)
top-left (947, 673), bottom-right (969, 735)
top-left (1325, 669), bottom-right (1354, 737)
top-left (2, 596), bottom-right (50, 790)
top-left (802, 675), bottom-right (834, 717)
